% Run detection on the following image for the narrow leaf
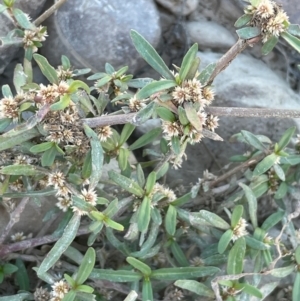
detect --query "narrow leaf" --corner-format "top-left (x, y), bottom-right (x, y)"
top-left (165, 205), bottom-right (177, 236)
top-left (175, 280), bottom-right (214, 298)
top-left (236, 27), bottom-right (261, 39)
top-left (218, 229), bottom-right (233, 254)
top-left (136, 80), bottom-right (176, 100)
top-left (130, 30), bottom-right (174, 80)
top-left (241, 130), bottom-right (266, 151)
top-left (179, 43), bottom-right (198, 83)
top-left (277, 126), bottom-right (296, 151)
top-left (252, 153), bottom-right (278, 177)
top-left (281, 32), bottom-right (300, 53)
top-left (33, 54), bottom-right (58, 84)
top-left (129, 127), bottom-right (162, 151)
top-left (0, 164), bottom-right (42, 176)
top-left (137, 196), bottom-right (151, 232)
top-left (227, 237), bottom-right (246, 275)
top-left (126, 257), bottom-right (151, 276)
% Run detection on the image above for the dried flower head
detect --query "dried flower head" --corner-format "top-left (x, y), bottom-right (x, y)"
top-left (51, 280), bottom-right (69, 299)
top-left (71, 206), bottom-right (88, 216)
top-left (152, 183), bottom-right (177, 202)
top-left (232, 218), bottom-right (248, 241)
top-left (97, 125), bottom-right (113, 142)
top-left (11, 232), bottom-right (26, 242)
top-left (205, 114), bottom-right (219, 132)
top-left (56, 197), bottom-right (72, 212)
top-left (38, 84), bottom-right (59, 104)
top-left (34, 287), bottom-right (51, 301)
top-left (128, 96), bottom-right (146, 112)
top-left (172, 85), bottom-right (190, 104)
top-left (81, 188), bottom-right (98, 206)
top-left (256, 0), bottom-right (274, 18)
top-left (162, 120), bottom-right (182, 139)
top-left (190, 256), bottom-right (204, 267)
top-left (202, 86), bottom-right (215, 104)
top-left (57, 81), bottom-right (69, 95)
top-left (0, 97), bottom-right (19, 121)
top-left (48, 171), bottom-right (65, 189)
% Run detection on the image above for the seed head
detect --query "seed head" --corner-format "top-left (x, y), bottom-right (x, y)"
top-left (97, 125), bottom-right (113, 142)
top-left (232, 218), bottom-right (248, 241)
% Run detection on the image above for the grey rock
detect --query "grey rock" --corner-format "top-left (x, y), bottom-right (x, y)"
top-left (156, 0), bottom-right (199, 16)
top-left (41, 0), bottom-right (161, 73)
top-left (0, 0), bottom-right (47, 74)
top-left (280, 0), bottom-right (300, 24)
top-left (186, 20), bottom-right (236, 50)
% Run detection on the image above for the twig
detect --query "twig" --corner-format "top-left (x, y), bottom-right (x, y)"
top-left (0, 197), bottom-right (30, 244)
top-left (206, 107), bottom-right (300, 119)
top-left (0, 225), bottom-right (90, 258)
top-left (209, 153), bottom-right (266, 188)
top-left (34, 0), bottom-right (68, 26)
top-left (82, 106), bottom-right (300, 128)
top-left (207, 36), bottom-right (261, 85)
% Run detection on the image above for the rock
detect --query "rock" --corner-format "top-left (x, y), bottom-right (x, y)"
top-left (280, 0), bottom-right (300, 24)
top-left (41, 0), bottom-right (161, 73)
top-left (186, 20), bottom-right (236, 50)
top-left (155, 0), bottom-right (199, 16)
top-left (0, 0), bottom-right (47, 74)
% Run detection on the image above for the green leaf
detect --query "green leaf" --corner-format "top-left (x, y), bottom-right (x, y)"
top-left (269, 265), bottom-right (295, 278)
top-left (120, 123), bottom-right (135, 146)
top-left (241, 130), bottom-right (267, 151)
top-left (62, 290), bottom-right (76, 301)
top-left (37, 214), bottom-right (81, 275)
top-left (239, 183), bottom-right (257, 228)
top-left (288, 24), bottom-right (300, 37)
top-left (61, 55), bottom-right (71, 69)
top-left (41, 145), bottom-right (57, 167)
top-left (170, 192), bottom-right (192, 207)
top-left (156, 161), bottom-right (169, 180)
top-left (179, 43), bottom-right (198, 83)
top-left (130, 30), bottom-right (174, 80)
top-left (126, 257), bottom-right (151, 276)
top-left (50, 94), bottom-right (70, 111)
top-left (138, 196), bottom-right (151, 232)
top-left (76, 285), bottom-right (94, 293)
top-left (273, 164), bottom-right (285, 181)
top-left (178, 106), bottom-right (189, 125)
top-left (277, 126), bottom-right (296, 151)
top-left (0, 164), bottom-right (42, 176)
top-left (234, 14), bottom-right (252, 27)
top-left (3, 263), bottom-right (18, 275)
top-left (252, 153), bottom-right (278, 177)
top-left (136, 80), bottom-right (176, 100)
top-left (235, 283), bottom-right (262, 298)
top-left (293, 272), bottom-right (300, 301)
top-left (261, 210), bottom-right (284, 231)
top-left (236, 27), bottom-right (261, 39)
top-left (198, 62), bottom-right (216, 85)
top-left (231, 205), bottom-right (244, 228)
top-left (13, 8), bottom-right (35, 30)
top-left (83, 125), bottom-right (104, 190)
top-left (68, 80), bottom-right (90, 94)
top-left (108, 170), bottom-right (144, 197)
top-left (30, 141), bottom-right (54, 153)
top-left (245, 236), bottom-right (269, 250)
top-left (171, 136), bottom-right (181, 155)
top-left (151, 266), bottom-right (219, 280)
top-left (118, 147), bottom-right (129, 171)
top-left (142, 279), bottom-right (153, 301)
top-left (136, 164), bottom-right (145, 188)
top-left (227, 237), bottom-right (246, 275)
top-left (165, 205), bottom-right (177, 236)
top-left (156, 107), bottom-right (175, 122)
top-left (90, 269), bottom-right (142, 282)
top-left (132, 101), bottom-right (156, 125)
top-left (174, 280), bottom-right (214, 298)
top-left (74, 247), bottom-right (96, 285)
top-left (15, 259), bottom-right (29, 290)
top-left (262, 36), bottom-right (279, 55)
top-left (33, 54), bottom-right (58, 84)
top-left (104, 217), bottom-right (124, 231)
top-left (0, 293), bottom-right (33, 301)
top-left (295, 246), bottom-right (300, 264)
top-left (218, 229), bottom-right (233, 254)
top-left (82, 150), bottom-right (92, 179)
top-left (198, 210), bottom-right (230, 230)
top-left (13, 64), bottom-right (27, 94)
top-left (0, 118), bottom-right (11, 132)
top-left (171, 241), bottom-right (189, 266)
top-left (129, 127), bottom-right (162, 151)
top-left (185, 57), bottom-right (201, 80)
top-left (184, 102), bottom-right (202, 131)
top-left (2, 85), bottom-right (13, 98)
top-left (281, 32), bottom-right (300, 53)
top-left (145, 171), bottom-right (156, 195)
top-left (0, 4), bottom-right (7, 13)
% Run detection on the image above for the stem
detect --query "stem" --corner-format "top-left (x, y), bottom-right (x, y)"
top-left (0, 197), bottom-right (30, 244)
top-left (209, 153), bottom-right (266, 188)
top-left (34, 0), bottom-right (68, 26)
top-left (0, 225), bottom-right (90, 258)
top-left (207, 36), bottom-right (261, 85)
top-left (82, 106), bottom-right (300, 128)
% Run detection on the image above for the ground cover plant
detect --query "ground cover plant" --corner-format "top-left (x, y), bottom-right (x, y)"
top-left (1, 0), bottom-right (300, 300)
